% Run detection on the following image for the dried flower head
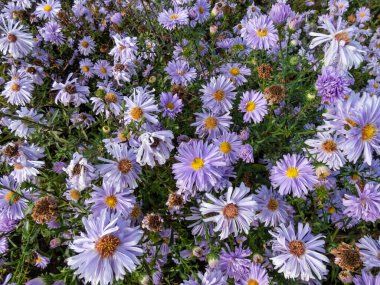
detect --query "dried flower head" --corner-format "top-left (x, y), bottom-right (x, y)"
top-left (257, 64), bottom-right (273, 79)
top-left (331, 243), bottom-right (362, 271)
top-left (32, 196), bottom-right (58, 224)
top-left (142, 213), bottom-right (163, 232)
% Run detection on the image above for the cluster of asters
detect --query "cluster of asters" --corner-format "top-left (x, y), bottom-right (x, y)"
top-left (0, 0), bottom-right (379, 284)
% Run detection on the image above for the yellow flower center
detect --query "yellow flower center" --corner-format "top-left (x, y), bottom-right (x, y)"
top-left (322, 140), bottom-right (337, 153)
top-left (36, 257), bottom-right (42, 263)
top-left (246, 101), bottom-right (256, 112)
top-left (361, 124), bottom-right (377, 141)
top-left (256, 28), bottom-right (268, 37)
top-left (360, 12), bottom-right (365, 17)
top-left (247, 279), bottom-right (259, 285)
top-left (5, 191), bottom-right (19, 204)
top-left (230, 67), bottom-right (240, 76)
top-left (104, 195), bottom-right (118, 209)
top-left (204, 117), bottom-right (217, 129)
top-left (191, 158), bottom-right (204, 170)
top-left (100, 67), bottom-right (107, 73)
top-left (327, 207), bottom-right (336, 214)
top-left (373, 83), bottom-right (379, 89)
top-left (286, 167), bottom-right (299, 178)
top-left (104, 93), bottom-right (118, 103)
top-left (130, 106), bottom-right (143, 120)
top-left (166, 102), bottom-right (175, 110)
top-left (43, 4), bottom-right (52, 12)
top-left (82, 65), bottom-right (89, 73)
top-left (95, 235), bottom-right (120, 258)
top-left (267, 198), bottom-right (279, 211)
top-left (345, 118), bottom-right (358, 128)
top-left (213, 90), bottom-right (225, 102)
top-left (220, 142), bottom-right (231, 154)
top-left (69, 190), bottom-right (80, 201)
top-left (170, 14), bottom-right (179, 20)
top-left (199, 7), bottom-right (205, 14)
top-left (335, 32), bottom-right (351, 43)
top-left (10, 83), bottom-right (20, 92)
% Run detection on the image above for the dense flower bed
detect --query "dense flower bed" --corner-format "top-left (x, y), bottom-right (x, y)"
top-left (0, 0), bottom-right (380, 284)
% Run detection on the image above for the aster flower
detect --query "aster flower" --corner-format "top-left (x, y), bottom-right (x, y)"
top-left (158, 7), bottom-right (189, 30)
top-left (352, 270), bottom-right (380, 285)
top-left (270, 223), bottom-right (329, 281)
top-left (218, 63), bottom-right (251, 87)
top-left (213, 132), bottom-right (242, 164)
top-left (0, 215), bottom-right (17, 232)
top-left (200, 183), bottom-right (256, 239)
top-left (165, 59), bottom-right (197, 86)
top-left (87, 183), bottom-right (135, 217)
top-left (0, 176), bottom-right (29, 220)
top-left (309, 17), bottom-right (365, 70)
top-left (94, 60), bottom-right (112, 79)
top-left (219, 244), bottom-right (252, 281)
top-left (200, 76), bottom-right (236, 113)
top-left (97, 143), bottom-right (142, 190)
top-left (109, 35), bottom-right (138, 63)
top-left (192, 111), bottom-right (232, 139)
top-left (112, 61), bottom-right (136, 85)
top-left (343, 183), bottom-right (380, 222)
top-left (39, 21), bottom-right (65, 45)
top-left (67, 211), bottom-right (143, 285)
top-left (186, 206), bottom-right (213, 237)
top-left (239, 144), bottom-right (254, 163)
top-left (356, 235), bottom-right (380, 269)
top-left (52, 73), bottom-right (89, 107)
top-left (356, 7), bottom-right (371, 23)
top-left (182, 269), bottom-right (227, 285)
top-left (35, 0), bottom-right (61, 20)
top-left (269, 1), bottom-right (293, 24)
top-left (124, 86), bottom-right (159, 125)
top-left (8, 107), bottom-right (44, 138)
top-left (90, 85), bottom-right (122, 118)
top-left (159, 92), bottom-right (183, 118)
top-left (23, 65), bottom-right (45, 85)
top-left (304, 132), bottom-right (346, 170)
top-left (315, 66), bottom-right (352, 104)
top-left (237, 263), bottom-right (269, 285)
top-left (136, 130), bottom-right (174, 167)
top-left (270, 153), bottom-right (318, 198)
top-left (78, 36), bottom-right (95, 56)
top-left (34, 252), bottom-right (50, 269)
top-left (192, 0), bottom-right (210, 24)
top-left (1, 68), bottom-right (34, 106)
top-left (64, 152), bottom-right (97, 191)
top-left (239, 90), bottom-right (268, 123)
top-left (253, 185), bottom-right (294, 227)
top-left (172, 140), bottom-right (226, 193)
top-left (0, 17), bottom-right (33, 58)
top-left (241, 15), bottom-right (279, 50)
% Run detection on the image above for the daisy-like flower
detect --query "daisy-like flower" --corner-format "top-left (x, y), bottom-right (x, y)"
top-left (90, 84), bottom-right (122, 118)
top-left (270, 153), bottom-right (318, 198)
top-left (136, 130), bottom-right (174, 167)
top-left (35, 0), bottom-right (61, 20)
top-left (253, 185), bottom-right (294, 227)
top-left (124, 86), bottom-right (159, 125)
top-left (200, 76), bottom-right (236, 113)
top-left (200, 183), bottom-right (257, 239)
top-left (87, 183), bottom-right (135, 217)
top-left (309, 17), bottom-right (365, 70)
top-left (356, 236), bottom-right (380, 270)
top-left (269, 1), bottom-right (293, 24)
top-left (239, 90), bottom-right (268, 123)
top-left (343, 183), bottom-right (380, 222)
top-left (218, 63), bottom-right (251, 87)
top-left (158, 7), bottom-right (189, 30)
top-left (64, 152), bottom-right (97, 191)
top-left (39, 21), bottom-right (65, 45)
top-left (79, 58), bottom-right (93, 78)
top-left (78, 36), bottom-right (95, 56)
top-left (237, 263), bottom-right (269, 285)
top-left (34, 252), bottom-right (50, 269)
top-left (97, 143), bottom-right (142, 190)
top-left (304, 132), bottom-right (346, 170)
top-left (67, 211), bottom-right (143, 285)
top-left (353, 270), bottom-right (380, 285)
top-left (165, 59), bottom-right (197, 86)
top-left (109, 35), bottom-right (138, 63)
top-left (0, 17), bottom-right (33, 58)
top-left (159, 92), bottom-right (183, 118)
top-left (1, 68), bottom-right (34, 106)
top-left (241, 15), bottom-right (279, 50)
top-left (270, 223), bottom-right (329, 281)
top-left (219, 244), bottom-right (252, 281)
top-left (52, 73), bottom-right (89, 107)
top-left (356, 7), bottom-right (370, 23)
top-left (8, 107), bottom-right (44, 138)
top-left (0, 176), bottom-right (30, 220)
top-left (94, 60), bottom-right (112, 79)
top-left (213, 132), bottom-right (242, 164)
top-left (182, 269), bottom-right (226, 285)
top-left (192, 111), bottom-right (232, 139)
top-left (192, 0), bottom-right (210, 24)
top-left (172, 140), bottom-right (226, 192)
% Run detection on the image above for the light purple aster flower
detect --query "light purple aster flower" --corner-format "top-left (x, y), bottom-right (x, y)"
top-left (241, 15), bottom-right (279, 50)
top-left (270, 223), bottom-right (329, 281)
top-left (64, 152), bottom-right (97, 191)
top-left (200, 76), bottom-right (236, 113)
top-left (270, 153), bottom-right (318, 198)
top-left (159, 92), bottom-right (183, 118)
top-left (269, 1), bottom-right (293, 24)
top-left (165, 59), bottom-right (196, 86)
top-left (219, 244), bottom-right (252, 281)
top-left (253, 185), bottom-right (294, 227)
top-left (182, 269), bottom-right (227, 285)
top-left (315, 66), bottom-right (352, 104)
top-left (67, 210), bottom-right (143, 285)
top-left (200, 183), bottom-right (256, 239)
top-left (239, 90), bottom-right (268, 123)
top-left (191, 0), bottom-right (210, 24)
top-left (35, 0), bottom-right (61, 20)
top-left (109, 35), bottom-right (138, 63)
top-left (158, 7), bottom-right (189, 30)
top-left (90, 85), bottom-right (122, 118)
top-left (237, 263), bottom-right (269, 285)
top-left (192, 111), bottom-right (232, 139)
top-left (97, 143), bottom-right (142, 190)
top-left (39, 21), bottom-right (65, 45)
top-left (0, 17), bottom-right (33, 58)
top-left (213, 132), bottom-right (242, 164)
top-left (93, 60), bottom-right (112, 79)
top-left (87, 183), bottom-right (135, 217)
top-left (218, 63), bottom-right (251, 87)
top-left (172, 140), bottom-right (226, 193)
top-left (239, 144), bottom-right (254, 163)
top-left (34, 252), bottom-right (50, 269)
top-left (356, 7), bottom-right (371, 23)
top-left (52, 73), bottom-right (89, 107)
top-left (8, 107), bottom-right (44, 138)
top-left (79, 58), bottom-right (94, 78)
top-left (0, 215), bottom-right (18, 232)
top-left (78, 36), bottom-right (95, 56)
top-left (1, 68), bottom-right (34, 106)
top-left (356, 235), bottom-right (380, 269)
top-left (343, 183), bottom-right (380, 222)
top-left (353, 270), bottom-right (380, 285)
